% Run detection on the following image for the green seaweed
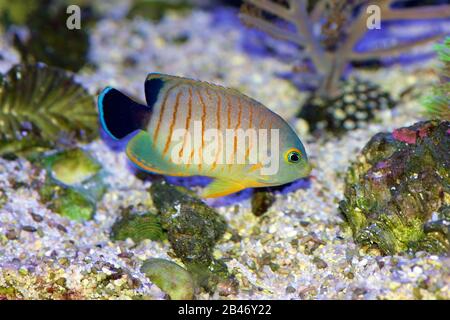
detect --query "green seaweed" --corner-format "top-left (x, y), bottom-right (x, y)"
top-left (340, 120), bottom-right (450, 255)
top-left (422, 37), bottom-right (450, 121)
top-left (111, 210), bottom-right (165, 243)
top-left (141, 258), bottom-right (195, 300)
top-left (0, 64), bottom-right (98, 158)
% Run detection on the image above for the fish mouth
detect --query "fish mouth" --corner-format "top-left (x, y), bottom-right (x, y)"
top-left (299, 162), bottom-right (313, 178)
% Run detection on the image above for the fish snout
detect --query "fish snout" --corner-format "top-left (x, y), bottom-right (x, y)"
top-left (299, 162), bottom-right (313, 178)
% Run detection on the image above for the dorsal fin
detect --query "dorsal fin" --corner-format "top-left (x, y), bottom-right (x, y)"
top-left (145, 73), bottom-right (263, 108)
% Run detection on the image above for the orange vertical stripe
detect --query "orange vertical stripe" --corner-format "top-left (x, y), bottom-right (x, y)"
top-left (179, 88), bottom-right (192, 158)
top-left (153, 84), bottom-right (178, 146)
top-left (197, 89), bottom-right (208, 171)
top-left (205, 87), bottom-right (213, 100)
top-left (229, 98), bottom-right (242, 167)
top-left (245, 103), bottom-right (253, 160)
top-left (163, 90), bottom-right (182, 156)
top-left (259, 116), bottom-right (265, 128)
top-left (226, 96), bottom-right (232, 129)
top-left (211, 92), bottom-right (222, 171)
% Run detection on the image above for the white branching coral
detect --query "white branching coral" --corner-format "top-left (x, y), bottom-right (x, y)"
top-left (240, 0), bottom-right (450, 97)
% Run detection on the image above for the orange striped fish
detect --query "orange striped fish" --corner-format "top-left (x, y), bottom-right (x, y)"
top-left (98, 73), bottom-right (311, 198)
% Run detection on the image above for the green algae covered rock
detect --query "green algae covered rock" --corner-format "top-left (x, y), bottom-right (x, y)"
top-left (39, 148), bottom-right (105, 222)
top-left (111, 209), bottom-right (165, 243)
top-left (45, 149), bottom-right (101, 186)
top-left (149, 180), bottom-right (235, 292)
top-left (340, 120), bottom-right (450, 255)
top-left (150, 180), bottom-right (227, 268)
top-left (141, 258), bottom-right (195, 300)
top-left (45, 188), bottom-right (94, 222)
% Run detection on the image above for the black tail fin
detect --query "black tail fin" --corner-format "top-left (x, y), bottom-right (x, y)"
top-left (98, 87), bottom-right (151, 140)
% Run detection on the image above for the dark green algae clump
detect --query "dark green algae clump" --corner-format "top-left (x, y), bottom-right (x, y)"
top-left (340, 120), bottom-right (450, 255)
top-left (111, 207), bottom-right (165, 243)
top-left (149, 180), bottom-right (235, 291)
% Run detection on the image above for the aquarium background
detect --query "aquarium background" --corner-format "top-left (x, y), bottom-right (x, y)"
top-left (0, 0), bottom-right (449, 300)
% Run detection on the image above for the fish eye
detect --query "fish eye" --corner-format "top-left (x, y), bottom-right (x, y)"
top-left (285, 148), bottom-right (302, 164)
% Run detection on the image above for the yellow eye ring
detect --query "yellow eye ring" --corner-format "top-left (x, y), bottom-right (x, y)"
top-left (285, 148), bottom-right (302, 164)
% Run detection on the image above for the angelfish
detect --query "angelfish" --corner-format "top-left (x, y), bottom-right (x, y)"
top-left (98, 73), bottom-right (311, 198)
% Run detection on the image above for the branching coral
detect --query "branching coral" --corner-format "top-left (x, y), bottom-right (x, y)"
top-left (240, 0), bottom-right (450, 98)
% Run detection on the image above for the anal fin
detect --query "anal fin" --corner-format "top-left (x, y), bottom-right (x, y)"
top-left (126, 130), bottom-right (187, 176)
top-left (202, 179), bottom-right (247, 198)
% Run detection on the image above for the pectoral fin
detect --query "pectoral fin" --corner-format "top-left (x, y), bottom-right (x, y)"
top-left (201, 179), bottom-right (247, 198)
top-left (126, 130), bottom-right (189, 176)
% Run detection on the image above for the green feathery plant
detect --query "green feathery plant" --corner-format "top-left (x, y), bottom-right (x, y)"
top-left (0, 64), bottom-right (98, 158)
top-left (423, 37), bottom-right (450, 121)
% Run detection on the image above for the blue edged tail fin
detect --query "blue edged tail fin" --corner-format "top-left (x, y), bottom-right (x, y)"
top-left (98, 87), bottom-right (151, 140)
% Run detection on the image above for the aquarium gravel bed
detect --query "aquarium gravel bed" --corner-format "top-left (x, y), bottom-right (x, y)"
top-left (0, 9), bottom-right (449, 300)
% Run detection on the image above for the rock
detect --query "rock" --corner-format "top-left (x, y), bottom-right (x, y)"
top-left (46, 188), bottom-right (95, 222)
top-left (5, 229), bottom-right (19, 240)
top-left (45, 148), bottom-right (102, 187)
top-left (251, 188), bottom-right (275, 217)
top-left (141, 258), bottom-right (195, 300)
top-left (30, 212), bottom-right (43, 223)
top-left (340, 120), bottom-right (450, 254)
top-left (312, 256), bottom-right (328, 269)
top-left (38, 148), bottom-right (106, 222)
top-left (0, 188), bottom-right (6, 209)
top-left (21, 226), bottom-right (37, 233)
top-left (149, 180), bottom-right (234, 292)
top-left (424, 205), bottom-right (450, 244)
top-left (150, 180), bottom-right (227, 268)
top-left (186, 258), bottom-right (237, 293)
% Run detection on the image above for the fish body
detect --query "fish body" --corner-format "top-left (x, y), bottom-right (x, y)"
top-left (98, 73), bottom-right (311, 198)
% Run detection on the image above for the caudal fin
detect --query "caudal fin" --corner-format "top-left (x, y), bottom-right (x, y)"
top-left (98, 87), bottom-right (151, 140)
